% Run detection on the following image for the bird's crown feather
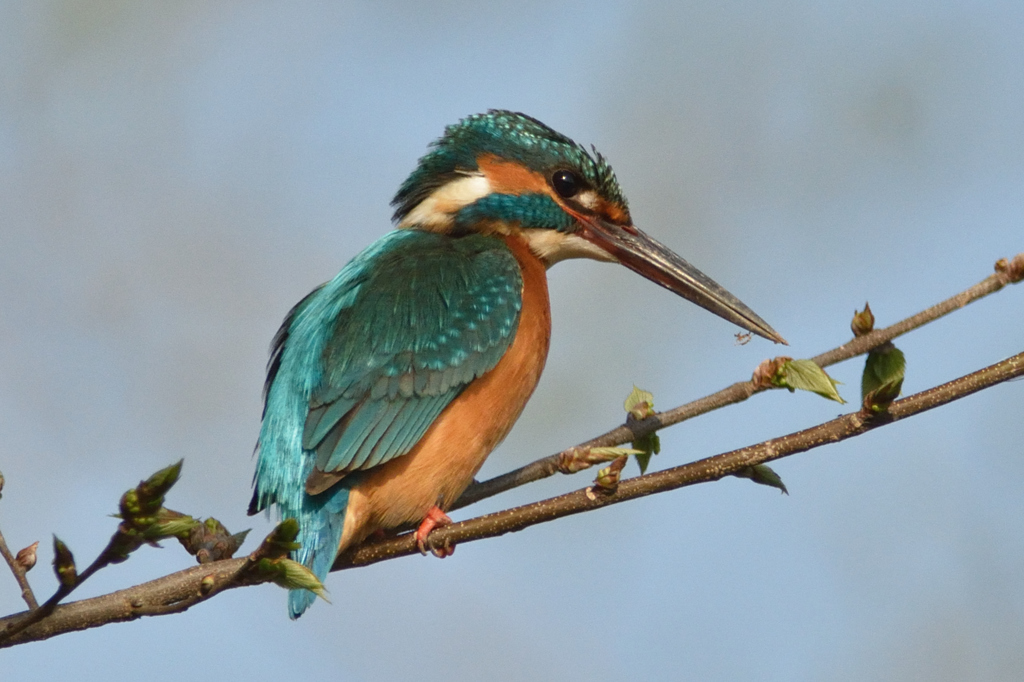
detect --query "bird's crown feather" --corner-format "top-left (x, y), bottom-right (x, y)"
top-left (391, 110), bottom-right (627, 222)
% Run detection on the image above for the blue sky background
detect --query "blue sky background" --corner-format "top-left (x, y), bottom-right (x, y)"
top-left (2, 2), bottom-right (1023, 680)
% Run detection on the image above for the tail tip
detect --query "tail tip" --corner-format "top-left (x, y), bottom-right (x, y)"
top-left (288, 589), bottom-right (317, 619)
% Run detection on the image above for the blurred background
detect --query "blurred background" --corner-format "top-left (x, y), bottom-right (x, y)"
top-left (2, 2), bottom-right (1023, 680)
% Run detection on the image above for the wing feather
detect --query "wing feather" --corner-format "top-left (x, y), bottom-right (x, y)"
top-left (300, 231), bottom-right (523, 484)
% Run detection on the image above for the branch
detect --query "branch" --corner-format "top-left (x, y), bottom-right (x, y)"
top-left (0, 525), bottom-right (38, 610)
top-left (453, 252), bottom-right (1024, 509)
top-left (0, 557), bottom-right (251, 647)
top-left (2, 353), bottom-right (1020, 646)
top-left (336, 350), bottom-right (1024, 571)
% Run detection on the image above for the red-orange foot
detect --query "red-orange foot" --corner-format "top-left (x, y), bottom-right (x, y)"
top-left (415, 506), bottom-right (455, 558)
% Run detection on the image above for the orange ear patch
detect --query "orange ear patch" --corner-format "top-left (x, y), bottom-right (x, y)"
top-left (596, 197), bottom-right (630, 225)
top-left (477, 153), bottom-right (631, 226)
top-left (477, 154), bottom-right (552, 196)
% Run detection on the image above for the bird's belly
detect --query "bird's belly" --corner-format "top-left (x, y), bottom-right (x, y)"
top-left (339, 234), bottom-right (551, 551)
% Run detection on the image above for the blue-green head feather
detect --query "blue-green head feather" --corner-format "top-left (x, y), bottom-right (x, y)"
top-left (391, 110), bottom-right (629, 229)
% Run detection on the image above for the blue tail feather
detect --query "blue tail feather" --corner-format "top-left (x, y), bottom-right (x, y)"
top-left (288, 485), bottom-right (350, 619)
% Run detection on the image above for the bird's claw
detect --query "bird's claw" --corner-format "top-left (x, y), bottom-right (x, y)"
top-left (429, 538), bottom-right (455, 558)
top-left (415, 505), bottom-right (455, 558)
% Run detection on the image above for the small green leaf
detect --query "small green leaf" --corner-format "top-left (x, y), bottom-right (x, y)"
top-left (773, 359), bottom-right (845, 404)
top-left (120, 460), bottom-right (183, 523)
top-left (147, 511), bottom-right (200, 541)
top-left (861, 341), bottom-right (906, 414)
top-left (141, 460), bottom-right (183, 497)
top-left (734, 464), bottom-right (789, 494)
top-left (230, 530), bottom-right (251, 549)
top-left (52, 536), bottom-right (77, 588)
top-left (632, 433), bottom-right (661, 475)
top-left (257, 558), bottom-right (329, 602)
top-left (624, 386), bottom-right (655, 420)
top-left (851, 302), bottom-right (875, 337)
top-left (863, 381), bottom-right (903, 414)
top-left (623, 386), bottom-right (661, 473)
top-left (254, 519), bottom-right (302, 560)
top-left (592, 455), bottom-right (628, 494)
top-left (587, 446), bottom-right (644, 457)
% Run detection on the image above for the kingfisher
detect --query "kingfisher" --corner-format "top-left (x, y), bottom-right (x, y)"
top-left (250, 110), bottom-right (785, 617)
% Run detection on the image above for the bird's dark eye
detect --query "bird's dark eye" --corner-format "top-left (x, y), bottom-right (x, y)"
top-left (551, 170), bottom-right (581, 199)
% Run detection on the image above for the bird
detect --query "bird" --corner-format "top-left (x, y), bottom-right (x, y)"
top-left (249, 110), bottom-right (785, 617)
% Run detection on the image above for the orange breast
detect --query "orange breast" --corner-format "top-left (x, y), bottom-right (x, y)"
top-left (339, 233), bottom-right (551, 550)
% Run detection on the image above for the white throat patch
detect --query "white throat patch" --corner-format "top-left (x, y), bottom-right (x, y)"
top-left (521, 229), bottom-right (618, 268)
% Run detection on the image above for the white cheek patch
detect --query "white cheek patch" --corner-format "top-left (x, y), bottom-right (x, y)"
top-left (521, 229), bottom-right (618, 267)
top-left (575, 190), bottom-right (599, 211)
top-left (399, 173), bottom-right (492, 230)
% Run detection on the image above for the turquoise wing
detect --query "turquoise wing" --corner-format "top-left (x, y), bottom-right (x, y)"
top-left (250, 230), bottom-right (523, 617)
top-left (303, 231), bottom-right (524, 481)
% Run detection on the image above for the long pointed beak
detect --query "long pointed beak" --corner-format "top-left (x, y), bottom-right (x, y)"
top-left (580, 217), bottom-right (787, 344)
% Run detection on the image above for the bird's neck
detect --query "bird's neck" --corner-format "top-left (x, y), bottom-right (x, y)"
top-left (499, 230), bottom-right (551, 295)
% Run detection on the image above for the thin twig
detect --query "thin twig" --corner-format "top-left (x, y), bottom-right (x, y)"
top-left (453, 252), bottom-right (1024, 510)
top-left (0, 528), bottom-right (38, 610)
top-left (339, 350), bottom-right (1024, 570)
